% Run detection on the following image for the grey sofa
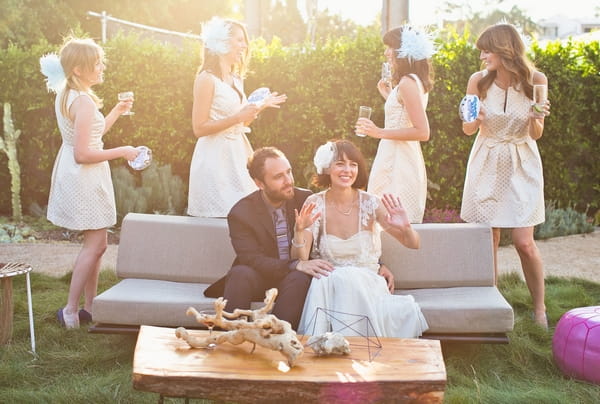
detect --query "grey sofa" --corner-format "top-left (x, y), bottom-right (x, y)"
top-left (91, 213), bottom-right (514, 342)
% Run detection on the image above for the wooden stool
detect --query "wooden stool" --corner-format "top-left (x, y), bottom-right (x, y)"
top-left (0, 262), bottom-right (36, 354)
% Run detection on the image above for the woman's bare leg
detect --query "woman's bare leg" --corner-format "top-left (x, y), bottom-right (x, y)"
top-left (491, 228), bottom-right (501, 286)
top-left (512, 226), bottom-right (546, 327)
top-left (63, 229), bottom-right (107, 325)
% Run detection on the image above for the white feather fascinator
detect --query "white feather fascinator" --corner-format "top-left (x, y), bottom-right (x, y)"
top-left (201, 17), bottom-right (232, 55)
top-left (39, 53), bottom-right (66, 93)
top-left (313, 142), bottom-right (337, 175)
top-left (397, 26), bottom-right (436, 62)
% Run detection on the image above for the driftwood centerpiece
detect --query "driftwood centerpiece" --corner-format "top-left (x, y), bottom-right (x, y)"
top-left (175, 288), bottom-right (303, 367)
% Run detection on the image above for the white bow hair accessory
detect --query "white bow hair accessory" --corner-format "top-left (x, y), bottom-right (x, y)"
top-left (313, 142), bottom-right (336, 175)
top-left (40, 53), bottom-right (66, 93)
top-left (201, 17), bottom-right (232, 55)
top-left (397, 26), bottom-right (436, 62)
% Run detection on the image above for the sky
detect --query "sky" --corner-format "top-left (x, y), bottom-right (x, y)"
top-left (300, 0), bottom-right (598, 26)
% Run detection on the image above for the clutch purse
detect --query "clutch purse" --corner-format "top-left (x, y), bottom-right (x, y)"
top-left (458, 94), bottom-right (481, 123)
top-left (128, 146), bottom-right (152, 171)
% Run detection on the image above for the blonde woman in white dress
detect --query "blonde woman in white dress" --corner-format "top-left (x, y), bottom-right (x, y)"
top-left (356, 26), bottom-right (435, 223)
top-left (188, 17), bottom-right (287, 217)
top-left (41, 37), bottom-right (139, 328)
top-left (294, 140), bottom-right (428, 338)
top-left (460, 24), bottom-right (550, 328)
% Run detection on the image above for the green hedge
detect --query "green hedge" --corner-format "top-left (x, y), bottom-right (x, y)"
top-left (0, 29), bottom-right (598, 217)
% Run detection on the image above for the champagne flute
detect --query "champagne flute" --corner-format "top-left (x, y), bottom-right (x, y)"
top-left (532, 84), bottom-right (547, 118)
top-left (381, 62), bottom-right (392, 86)
top-left (356, 106), bottom-right (372, 137)
top-left (118, 91), bottom-right (135, 116)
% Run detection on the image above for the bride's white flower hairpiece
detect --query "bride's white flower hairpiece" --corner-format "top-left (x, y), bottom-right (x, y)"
top-left (39, 53), bottom-right (66, 93)
top-left (313, 141), bottom-right (337, 175)
top-left (201, 17), bottom-right (232, 55)
top-left (397, 25), bottom-right (436, 62)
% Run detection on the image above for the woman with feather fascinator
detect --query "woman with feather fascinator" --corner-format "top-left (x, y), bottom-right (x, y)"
top-left (188, 17), bottom-right (287, 217)
top-left (355, 26), bottom-right (436, 224)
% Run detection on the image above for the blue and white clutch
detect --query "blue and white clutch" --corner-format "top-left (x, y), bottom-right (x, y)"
top-left (458, 95), bottom-right (481, 123)
top-left (128, 146), bottom-right (152, 171)
top-left (247, 87), bottom-right (271, 107)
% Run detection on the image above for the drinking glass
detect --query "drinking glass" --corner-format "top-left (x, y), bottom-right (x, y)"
top-left (118, 91), bottom-right (135, 116)
top-left (199, 309), bottom-right (217, 349)
top-left (381, 62), bottom-right (392, 86)
top-left (356, 106), bottom-right (372, 137)
top-left (532, 84), bottom-right (547, 118)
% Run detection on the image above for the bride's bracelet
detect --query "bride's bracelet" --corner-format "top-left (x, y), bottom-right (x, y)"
top-left (291, 238), bottom-right (306, 248)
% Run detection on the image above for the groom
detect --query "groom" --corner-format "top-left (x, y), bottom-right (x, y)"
top-left (204, 147), bottom-right (333, 330)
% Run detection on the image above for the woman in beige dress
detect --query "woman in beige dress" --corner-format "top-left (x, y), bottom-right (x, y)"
top-left (460, 24), bottom-right (550, 328)
top-left (42, 37), bottom-right (139, 328)
top-left (355, 26), bottom-right (435, 223)
top-left (188, 17), bottom-right (287, 217)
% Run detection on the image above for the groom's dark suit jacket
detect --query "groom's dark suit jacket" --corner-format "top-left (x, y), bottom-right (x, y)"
top-left (204, 187), bottom-right (312, 297)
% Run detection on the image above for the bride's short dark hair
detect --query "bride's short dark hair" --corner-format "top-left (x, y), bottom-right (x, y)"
top-left (312, 139), bottom-right (368, 189)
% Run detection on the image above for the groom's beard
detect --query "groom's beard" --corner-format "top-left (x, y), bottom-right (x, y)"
top-left (262, 184), bottom-right (295, 205)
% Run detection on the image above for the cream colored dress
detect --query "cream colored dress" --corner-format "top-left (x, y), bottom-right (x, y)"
top-left (367, 74), bottom-right (428, 223)
top-left (297, 190), bottom-right (429, 338)
top-left (47, 90), bottom-right (116, 230)
top-left (460, 71), bottom-right (545, 227)
top-left (187, 73), bottom-right (258, 217)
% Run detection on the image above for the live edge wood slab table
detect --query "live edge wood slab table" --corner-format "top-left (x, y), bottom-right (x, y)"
top-left (133, 326), bottom-right (446, 403)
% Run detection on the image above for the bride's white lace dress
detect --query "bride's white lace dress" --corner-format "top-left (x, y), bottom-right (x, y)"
top-left (297, 190), bottom-right (428, 338)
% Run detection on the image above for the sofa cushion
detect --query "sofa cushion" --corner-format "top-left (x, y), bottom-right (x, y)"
top-left (397, 287), bottom-right (514, 334)
top-left (93, 279), bottom-right (216, 327)
top-left (116, 214), bottom-right (234, 283)
top-left (382, 223), bottom-right (495, 289)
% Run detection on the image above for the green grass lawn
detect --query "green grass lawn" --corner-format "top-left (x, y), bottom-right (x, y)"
top-left (1, 270), bottom-right (599, 403)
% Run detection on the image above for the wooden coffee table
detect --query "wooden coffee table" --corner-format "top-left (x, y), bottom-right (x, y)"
top-left (133, 325), bottom-right (446, 403)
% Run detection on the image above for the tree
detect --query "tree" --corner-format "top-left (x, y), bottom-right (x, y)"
top-left (439, 1), bottom-right (539, 37)
top-left (0, 0), bottom-right (239, 47)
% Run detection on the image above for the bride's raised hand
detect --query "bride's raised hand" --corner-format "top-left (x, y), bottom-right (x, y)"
top-left (294, 202), bottom-right (320, 232)
top-left (381, 194), bottom-right (410, 230)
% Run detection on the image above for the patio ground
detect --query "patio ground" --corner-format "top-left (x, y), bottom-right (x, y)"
top-left (1, 229), bottom-right (598, 282)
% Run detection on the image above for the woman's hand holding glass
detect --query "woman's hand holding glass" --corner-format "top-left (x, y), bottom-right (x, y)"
top-left (355, 117), bottom-right (378, 138)
top-left (117, 91), bottom-right (134, 116)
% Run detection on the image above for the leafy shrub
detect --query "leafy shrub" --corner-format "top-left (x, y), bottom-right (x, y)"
top-left (422, 207), bottom-right (464, 223)
top-left (534, 201), bottom-right (595, 240)
top-left (112, 162), bottom-right (186, 222)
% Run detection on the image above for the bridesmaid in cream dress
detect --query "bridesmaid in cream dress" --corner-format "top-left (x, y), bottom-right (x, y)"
top-left (188, 17), bottom-right (287, 217)
top-left (356, 26), bottom-right (435, 223)
top-left (460, 24), bottom-right (550, 328)
top-left (294, 140), bottom-right (428, 338)
top-left (42, 37), bottom-right (139, 328)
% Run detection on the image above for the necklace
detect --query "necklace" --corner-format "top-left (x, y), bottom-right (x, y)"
top-left (333, 202), bottom-right (353, 216)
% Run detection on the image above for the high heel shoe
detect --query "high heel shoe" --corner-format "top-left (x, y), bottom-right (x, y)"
top-left (78, 309), bottom-right (93, 325)
top-left (532, 311), bottom-right (548, 330)
top-left (57, 307), bottom-right (80, 329)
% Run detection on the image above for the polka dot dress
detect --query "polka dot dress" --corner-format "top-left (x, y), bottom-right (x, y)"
top-left (460, 75), bottom-right (545, 228)
top-left (367, 74), bottom-right (428, 224)
top-left (47, 90), bottom-right (116, 230)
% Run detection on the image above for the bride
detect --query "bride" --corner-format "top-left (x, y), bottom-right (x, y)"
top-left (294, 139), bottom-right (428, 338)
